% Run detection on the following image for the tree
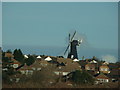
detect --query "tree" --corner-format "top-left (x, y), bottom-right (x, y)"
top-left (25, 55), bottom-right (35, 66)
top-left (13, 49), bottom-right (24, 63)
top-left (71, 70), bottom-right (95, 84)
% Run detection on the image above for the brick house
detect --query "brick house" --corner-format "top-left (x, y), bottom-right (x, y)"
top-left (54, 58), bottom-right (81, 76)
top-left (99, 65), bottom-right (110, 74)
top-left (11, 59), bottom-right (21, 69)
top-left (5, 52), bottom-right (14, 58)
top-left (18, 64), bottom-right (33, 75)
top-left (95, 73), bottom-right (109, 84)
top-left (85, 63), bottom-right (95, 71)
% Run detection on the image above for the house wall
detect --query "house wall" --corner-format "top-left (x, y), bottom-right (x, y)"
top-left (97, 78), bottom-right (109, 83)
top-left (54, 71), bottom-right (69, 76)
top-left (20, 70), bottom-right (33, 75)
top-left (85, 66), bottom-right (95, 71)
top-left (100, 67), bottom-right (110, 73)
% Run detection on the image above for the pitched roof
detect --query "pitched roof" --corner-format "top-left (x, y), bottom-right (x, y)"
top-left (56, 58), bottom-right (81, 72)
top-left (73, 59), bottom-right (79, 62)
top-left (85, 63), bottom-right (95, 68)
top-left (5, 53), bottom-right (14, 58)
top-left (18, 64), bottom-right (33, 70)
top-left (95, 73), bottom-right (109, 79)
top-left (11, 59), bottom-right (21, 65)
top-left (90, 60), bottom-right (97, 63)
top-left (36, 55), bottom-right (41, 59)
top-left (57, 58), bottom-right (73, 64)
top-left (103, 61), bottom-right (109, 65)
top-left (100, 65), bottom-right (109, 69)
top-left (45, 56), bottom-right (52, 61)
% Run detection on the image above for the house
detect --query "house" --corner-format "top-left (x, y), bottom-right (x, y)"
top-left (39, 60), bottom-right (49, 67)
top-left (30, 60), bottom-right (42, 71)
top-left (99, 65), bottom-right (110, 74)
top-left (9, 73), bottom-right (22, 83)
top-left (17, 59), bottom-right (50, 75)
top-left (11, 59), bottom-right (21, 69)
top-left (90, 60), bottom-right (97, 64)
top-left (18, 64), bottom-right (33, 75)
top-left (45, 56), bottom-right (52, 61)
top-left (103, 61), bottom-right (109, 65)
top-left (85, 63), bottom-right (95, 71)
top-left (78, 60), bottom-right (87, 70)
top-left (73, 59), bottom-right (79, 62)
top-left (54, 58), bottom-right (81, 76)
top-left (4, 52), bottom-right (14, 58)
top-left (107, 68), bottom-right (119, 82)
top-left (95, 73), bottom-right (109, 84)
top-left (36, 55), bottom-right (42, 59)
top-left (108, 63), bottom-right (119, 81)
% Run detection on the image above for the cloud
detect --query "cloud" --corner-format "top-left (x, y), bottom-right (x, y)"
top-left (101, 55), bottom-right (118, 63)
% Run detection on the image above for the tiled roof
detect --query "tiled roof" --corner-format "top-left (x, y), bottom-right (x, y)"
top-left (95, 73), bottom-right (109, 79)
top-left (18, 64), bottom-right (33, 70)
top-left (85, 63), bottom-right (95, 68)
top-left (55, 58), bottom-right (81, 72)
top-left (100, 65), bottom-right (109, 68)
top-left (5, 53), bottom-right (14, 58)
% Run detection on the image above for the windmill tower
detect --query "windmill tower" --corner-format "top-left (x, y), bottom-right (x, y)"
top-left (64, 31), bottom-right (82, 59)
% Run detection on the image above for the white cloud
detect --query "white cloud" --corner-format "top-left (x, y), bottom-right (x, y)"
top-left (101, 55), bottom-right (118, 63)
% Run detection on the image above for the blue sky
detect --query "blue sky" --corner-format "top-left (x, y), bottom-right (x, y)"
top-left (2, 2), bottom-right (118, 61)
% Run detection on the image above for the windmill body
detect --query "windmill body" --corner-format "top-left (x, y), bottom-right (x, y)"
top-left (68, 40), bottom-right (79, 59)
top-left (64, 31), bottom-right (82, 59)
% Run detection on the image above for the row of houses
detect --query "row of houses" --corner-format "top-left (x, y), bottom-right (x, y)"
top-left (2, 52), bottom-right (119, 84)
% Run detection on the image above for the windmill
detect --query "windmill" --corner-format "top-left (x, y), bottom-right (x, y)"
top-left (64, 31), bottom-right (82, 59)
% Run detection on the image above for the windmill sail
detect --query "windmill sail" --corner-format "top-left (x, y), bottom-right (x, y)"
top-left (70, 31), bottom-right (76, 42)
top-left (64, 44), bottom-right (70, 55)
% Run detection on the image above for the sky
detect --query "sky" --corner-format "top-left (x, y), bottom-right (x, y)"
top-left (0, 2), bottom-right (2, 47)
top-left (2, 2), bottom-right (118, 62)
top-left (1, 0), bottom-right (119, 2)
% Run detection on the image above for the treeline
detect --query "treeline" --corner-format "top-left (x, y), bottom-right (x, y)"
top-left (2, 49), bottom-right (35, 66)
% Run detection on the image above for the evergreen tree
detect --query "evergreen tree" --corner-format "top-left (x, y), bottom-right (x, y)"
top-left (71, 70), bottom-right (95, 84)
top-left (13, 49), bottom-right (24, 63)
top-left (25, 55), bottom-right (35, 66)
